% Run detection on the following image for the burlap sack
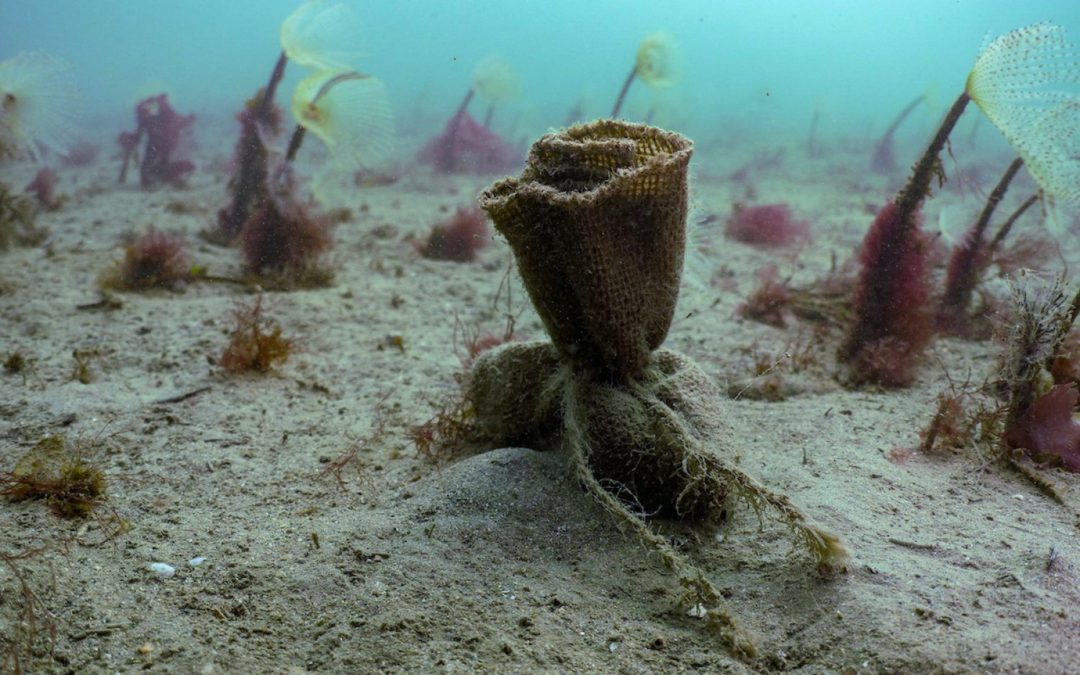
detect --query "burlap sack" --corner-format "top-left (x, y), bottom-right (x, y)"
top-left (467, 340), bottom-right (562, 446)
top-left (478, 120), bottom-right (692, 382)
top-left (575, 348), bottom-right (733, 519)
top-left (466, 122), bottom-right (844, 655)
top-left (468, 339), bottom-right (732, 520)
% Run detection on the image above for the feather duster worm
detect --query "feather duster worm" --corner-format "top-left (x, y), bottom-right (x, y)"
top-left (842, 23), bottom-right (1080, 385)
top-left (216, 0), bottom-right (392, 243)
top-left (0, 52), bottom-right (77, 160)
top-left (611, 32), bottom-right (680, 118)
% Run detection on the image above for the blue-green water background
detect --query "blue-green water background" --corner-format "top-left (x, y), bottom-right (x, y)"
top-left (3, 0), bottom-right (1079, 149)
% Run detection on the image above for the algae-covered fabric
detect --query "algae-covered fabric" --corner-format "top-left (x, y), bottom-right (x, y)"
top-left (479, 120), bottom-right (692, 381)
top-left (469, 124), bottom-right (846, 655)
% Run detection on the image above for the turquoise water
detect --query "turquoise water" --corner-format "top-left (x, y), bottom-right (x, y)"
top-left (3, 0), bottom-right (1079, 145)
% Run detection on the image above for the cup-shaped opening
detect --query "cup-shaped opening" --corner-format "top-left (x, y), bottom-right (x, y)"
top-left (479, 120), bottom-right (693, 381)
top-left (529, 137), bottom-right (636, 193)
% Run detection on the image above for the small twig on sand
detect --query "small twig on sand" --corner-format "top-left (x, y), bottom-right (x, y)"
top-left (69, 623), bottom-right (128, 641)
top-left (153, 386), bottom-right (211, 405)
top-left (75, 296), bottom-right (122, 311)
top-left (887, 537), bottom-right (937, 551)
top-left (1046, 545), bottom-right (1059, 572)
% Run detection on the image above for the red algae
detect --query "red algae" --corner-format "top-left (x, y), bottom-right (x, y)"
top-left (724, 203), bottom-right (809, 248)
top-left (100, 228), bottom-right (191, 291)
top-left (417, 111), bottom-right (519, 174)
top-left (737, 265), bottom-right (790, 328)
top-left (993, 234), bottom-right (1056, 276)
top-left (1005, 384), bottom-right (1080, 472)
top-left (240, 195), bottom-right (330, 276)
top-left (937, 158), bottom-right (1025, 334)
top-left (24, 168), bottom-right (61, 211)
top-left (1050, 330), bottom-right (1080, 387)
top-left (936, 228), bottom-right (992, 336)
top-left (839, 202), bottom-right (932, 387)
top-left (216, 90), bottom-right (285, 242)
top-left (415, 206), bottom-right (488, 262)
top-left (220, 295), bottom-right (293, 373)
top-left (117, 94), bottom-right (196, 189)
top-left (840, 91), bottom-right (972, 386)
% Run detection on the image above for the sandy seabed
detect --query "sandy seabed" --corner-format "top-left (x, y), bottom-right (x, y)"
top-left (1, 125), bottom-right (1079, 674)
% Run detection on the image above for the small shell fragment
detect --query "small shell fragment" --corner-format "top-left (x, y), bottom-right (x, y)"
top-left (189, 556), bottom-right (206, 567)
top-left (148, 562), bottom-right (176, 579)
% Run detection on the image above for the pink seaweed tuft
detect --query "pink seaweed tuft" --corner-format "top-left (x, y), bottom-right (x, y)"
top-left (106, 228), bottom-right (191, 290)
top-left (839, 201), bottom-right (933, 387)
top-left (417, 111), bottom-right (519, 174)
top-left (24, 168), bottom-right (61, 210)
top-left (993, 235), bottom-right (1057, 276)
top-left (240, 196), bottom-right (330, 275)
top-left (415, 206), bottom-right (489, 262)
top-left (724, 203), bottom-right (810, 248)
top-left (117, 94), bottom-right (196, 189)
top-left (737, 265), bottom-right (791, 328)
top-left (936, 225), bottom-right (991, 335)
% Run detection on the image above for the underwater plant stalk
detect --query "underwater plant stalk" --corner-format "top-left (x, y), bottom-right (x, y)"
top-left (453, 88), bottom-right (475, 122)
top-left (883, 96), bottom-right (924, 144)
top-left (283, 125), bottom-right (307, 164)
top-left (938, 157), bottom-right (1024, 322)
top-left (872, 95), bottom-right (924, 172)
top-left (443, 87), bottom-right (476, 168)
top-left (482, 103), bottom-right (495, 129)
top-left (971, 157), bottom-right (1024, 241)
top-left (451, 88), bottom-right (476, 124)
top-left (284, 70), bottom-right (365, 164)
top-left (262, 52), bottom-right (289, 115)
top-left (215, 51), bottom-right (290, 241)
top-left (987, 192), bottom-right (1040, 256)
top-left (610, 64), bottom-right (637, 118)
top-left (895, 92), bottom-right (970, 224)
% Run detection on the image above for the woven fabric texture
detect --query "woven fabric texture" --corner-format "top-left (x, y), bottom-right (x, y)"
top-left (479, 120), bottom-right (693, 381)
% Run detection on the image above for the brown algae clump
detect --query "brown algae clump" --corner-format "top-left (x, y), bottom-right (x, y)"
top-left (473, 120), bottom-right (846, 658)
top-left (99, 228), bottom-right (192, 291)
top-left (2, 435), bottom-right (107, 518)
top-left (220, 295), bottom-right (293, 373)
